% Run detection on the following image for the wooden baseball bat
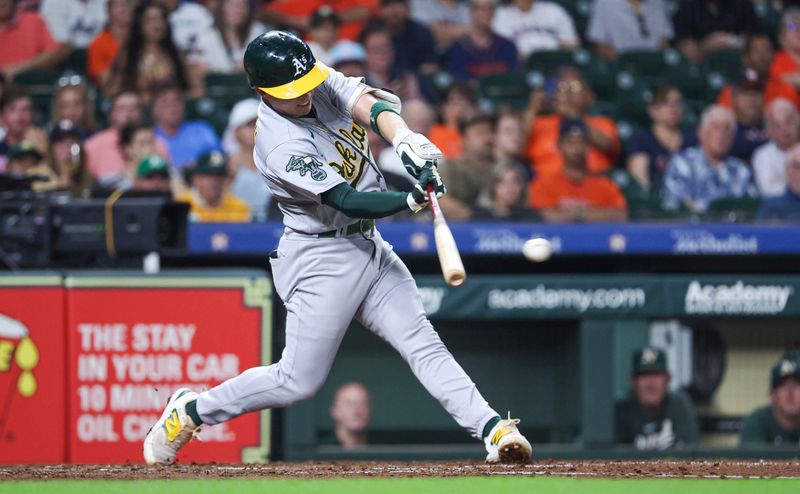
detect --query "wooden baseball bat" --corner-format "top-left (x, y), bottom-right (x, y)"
top-left (427, 185), bottom-right (466, 287)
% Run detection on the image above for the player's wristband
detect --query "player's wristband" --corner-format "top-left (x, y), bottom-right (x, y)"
top-left (370, 101), bottom-right (400, 139)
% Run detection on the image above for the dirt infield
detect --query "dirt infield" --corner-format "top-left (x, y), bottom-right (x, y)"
top-left (1, 461), bottom-right (798, 481)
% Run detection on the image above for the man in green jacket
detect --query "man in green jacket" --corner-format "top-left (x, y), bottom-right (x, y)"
top-left (740, 355), bottom-right (800, 446)
top-left (615, 347), bottom-right (700, 450)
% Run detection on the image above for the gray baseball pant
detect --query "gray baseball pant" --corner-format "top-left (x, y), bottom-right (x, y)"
top-left (195, 229), bottom-right (498, 439)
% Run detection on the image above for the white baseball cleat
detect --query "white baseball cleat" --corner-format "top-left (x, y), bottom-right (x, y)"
top-left (484, 413), bottom-right (532, 464)
top-left (143, 388), bottom-right (202, 465)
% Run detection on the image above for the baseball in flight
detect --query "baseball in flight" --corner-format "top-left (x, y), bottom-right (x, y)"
top-left (523, 238), bottom-right (553, 263)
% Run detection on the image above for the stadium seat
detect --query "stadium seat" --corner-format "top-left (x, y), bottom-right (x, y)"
top-left (705, 197), bottom-right (762, 222)
top-left (617, 50), bottom-right (670, 77)
top-left (703, 50), bottom-right (744, 80)
top-left (478, 72), bottom-right (530, 109)
top-left (613, 80), bottom-right (652, 127)
top-left (12, 70), bottom-right (61, 125)
top-left (204, 73), bottom-right (253, 102)
top-left (61, 48), bottom-right (88, 74)
top-left (526, 49), bottom-right (589, 74)
top-left (662, 64), bottom-right (713, 102)
top-left (185, 97), bottom-right (229, 135)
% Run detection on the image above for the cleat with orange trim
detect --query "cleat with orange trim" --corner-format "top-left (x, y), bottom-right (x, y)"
top-left (484, 413), bottom-right (532, 464)
top-left (143, 388), bottom-right (201, 465)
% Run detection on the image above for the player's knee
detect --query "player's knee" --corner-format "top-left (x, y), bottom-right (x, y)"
top-left (286, 374), bottom-right (326, 403)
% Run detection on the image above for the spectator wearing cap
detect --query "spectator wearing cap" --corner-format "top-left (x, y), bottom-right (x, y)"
top-left (626, 86), bottom-right (697, 191)
top-left (4, 140), bottom-right (61, 192)
top-left (328, 40), bottom-right (367, 78)
top-left (0, 86), bottom-right (47, 172)
top-left (663, 105), bottom-right (757, 214)
top-left (226, 99), bottom-right (272, 222)
top-left (45, 119), bottom-right (94, 196)
top-left (50, 78), bottom-right (96, 141)
top-left (740, 355), bottom-right (800, 445)
top-left (134, 155), bottom-right (173, 194)
top-left (0, 0), bottom-right (65, 81)
top-left (40, 0), bottom-right (107, 49)
top-left (88, 0), bottom-right (134, 85)
top-left (306, 7), bottom-right (348, 67)
top-left (673, 0), bottom-right (763, 66)
top-left (729, 74), bottom-right (768, 162)
top-left (260, 0), bottom-right (376, 42)
top-left (190, 0), bottom-right (268, 76)
top-left (409, 0), bottom-right (469, 50)
top-left (438, 114), bottom-right (498, 221)
top-left (152, 0), bottom-right (214, 57)
top-left (428, 83), bottom-right (478, 160)
top-left (753, 99), bottom-right (800, 198)
top-left (530, 118), bottom-right (628, 222)
top-left (360, 24), bottom-right (420, 101)
top-left (717, 35), bottom-right (775, 109)
top-left (524, 67), bottom-right (620, 178)
top-left (491, 0), bottom-right (579, 59)
top-left (152, 84), bottom-right (221, 170)
top-left (758, 143), bottom-right (800, 221)
top-left (178, 151), bottom-right (250, 222)
top-left (445, 0), bottom-right (519, 81)
top-left (84, 91), bottom-right (170, 183)
top-left (587, 0), bottom-right (674, 61)
top-left (364, 0), bottom-right (438, 75)
top-left (614, 347), bottom-right (700, 450)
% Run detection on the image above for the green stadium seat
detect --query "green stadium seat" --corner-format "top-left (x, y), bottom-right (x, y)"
top-left (61, 48), bottom-right (88, 74)
top-left (705, 196), bottom-right (762, 222)
top-left (204, 73), bottom-right (253, 101)
top-left (478, 72), bottom-right (530, 109)
top-left (617, 50), bottom-right (670, 76)
top-left (662, 64), bottom-right (713, 101)
top-left (526, 49), bottom-right (590, 73)
top-left (12, 70), bottom-right (61, 125)
top-left (703, 49), bottom-right (743, 80)
top-left (613, 81), bottom-right (652, 128)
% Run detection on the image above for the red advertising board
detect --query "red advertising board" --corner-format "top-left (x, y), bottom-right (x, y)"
top-left (65, 273), bottom-right (272, 464)
top-left (0, 275), bottom-right (67, 463)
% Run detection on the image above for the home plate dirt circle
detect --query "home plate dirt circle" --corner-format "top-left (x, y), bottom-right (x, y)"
top-left (1, 461), bottom-right (799, 481)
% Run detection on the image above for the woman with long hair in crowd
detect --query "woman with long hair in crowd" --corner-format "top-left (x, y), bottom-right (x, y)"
top-left (191, 0), bottom-right (267, 75)
top-left (626, 85), bottom-right (696, 191)
top-left (105, 2), bottom-right (195, 102)
top-left (50, 77), bottom-right (96, 140)
top-left (472, 162), bottom-right (540, 221)
top-left (88, 0), bottom-right (135, 86)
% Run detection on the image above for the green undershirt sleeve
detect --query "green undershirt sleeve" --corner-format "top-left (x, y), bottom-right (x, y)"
top-left (321, 182), bottom-right (409, 218)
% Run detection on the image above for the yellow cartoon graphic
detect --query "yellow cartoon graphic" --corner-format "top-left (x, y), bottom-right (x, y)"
top-left (0, 314), bottom-right (39, 397)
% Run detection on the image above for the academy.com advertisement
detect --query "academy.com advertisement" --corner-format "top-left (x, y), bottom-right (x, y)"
top-left (0, 273), bottom-right (271, 464)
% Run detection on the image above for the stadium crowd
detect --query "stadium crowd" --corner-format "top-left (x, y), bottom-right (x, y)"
top-left (2, 0), bottom-right (800, 223)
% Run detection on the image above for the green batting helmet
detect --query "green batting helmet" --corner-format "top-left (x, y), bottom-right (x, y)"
top-left (244, 30), bottom-right (329, 100)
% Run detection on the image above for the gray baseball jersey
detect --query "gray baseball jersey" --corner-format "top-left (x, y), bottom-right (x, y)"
top-left (254, 67), bottom-right (387, 234)
top-left (194, 64), bottom-right (499, 445)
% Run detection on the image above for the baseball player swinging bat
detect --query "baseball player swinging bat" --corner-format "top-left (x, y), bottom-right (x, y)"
top-left (427, 184), bottom-right (466, 287)
top-left (143, 30), bottom-right (531, 466)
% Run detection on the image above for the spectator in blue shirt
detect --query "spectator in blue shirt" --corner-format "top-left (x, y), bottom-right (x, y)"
top-left (663, 105), bottom-right (757, 214)
top-left (729, 74), bottom-right (768, 163)
top-left (446, 0), bottom-right (519, 81)
top-left (758, 144), bottom-right (800, 222)
top-left (365, 0), bottom-right (438, 75)
top-left (151, 85), bottom-right (221, 170)
top-left (626, 86), bottom-right (696, 191)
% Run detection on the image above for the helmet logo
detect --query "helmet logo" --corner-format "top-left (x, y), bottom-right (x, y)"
top-left (292, 56), bottom-right (308, 76)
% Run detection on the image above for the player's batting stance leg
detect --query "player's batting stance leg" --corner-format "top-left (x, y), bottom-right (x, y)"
top-left (143, 30), bottom-right (531, 465)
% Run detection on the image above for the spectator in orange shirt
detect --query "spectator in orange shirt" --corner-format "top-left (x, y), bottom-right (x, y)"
top-left (260, 0), bottom-right (377, 41)
top-left (717, 35), bottom-right (774, 109)
top-left (428, 82), bottom-right (477, 160)
top-left (0, 0), bottom-right (65, 81)
top-left (530, 118), bottom-right (628, 223)
top-left (524, 66), bottom-right (619, 178)
top-left (88, 0), bottom-right (134, 85)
